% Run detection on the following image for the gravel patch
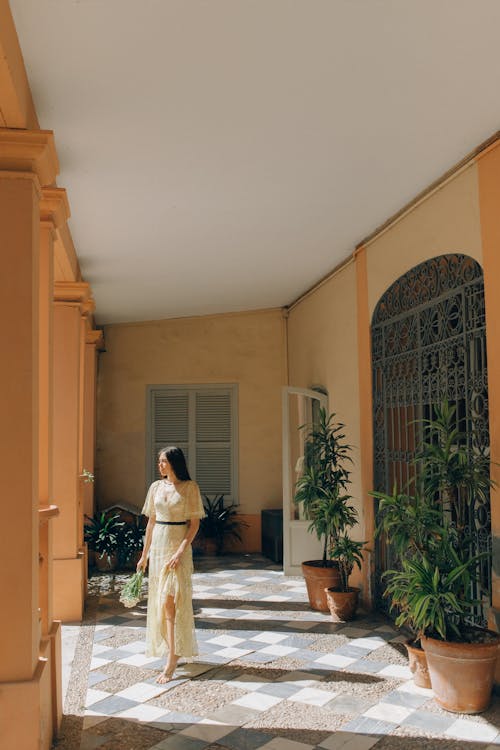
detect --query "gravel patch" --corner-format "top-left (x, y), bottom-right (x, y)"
top-left (97, 663), bottom-right (159, 692)
top-left (309, 634), bottom-right (350, 652)
top-left (148, 680), bottom-right (246, 712)
top-left (227, 663), bottom-right (289, 680)
top-left (245, 700), bottom-right (352, 732)
top-left (365, 642), bottom-right (408, 664)
top-left (320, 672), bottom-right (402, 698)
top-left (267, 657), bottom-right (311, 671)
top-left (376, 727), bottom-right (489, 750)
top-left (86, 721), bottom-right (168, 750)
top-left (98, 629), bottom-right (144, 648)
top-left (421, 696), bottom-right (500, 723)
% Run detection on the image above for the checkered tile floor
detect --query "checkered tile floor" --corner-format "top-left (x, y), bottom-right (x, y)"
top-left (67, 555), bottom-right (500, 750)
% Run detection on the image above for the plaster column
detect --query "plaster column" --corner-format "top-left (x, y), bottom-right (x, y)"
top-left (477, 143), bottom-right (500, 641)
top-left (354, 245), bottom-right (375, 609)
top-left (0, 129), bottom-right (59, 750)
top-left (83, 330), bottom-right (104, 518)
top-left (52, 281), bottom-right (93, 621)
top-left (39, 188), bottom-right (72, 734)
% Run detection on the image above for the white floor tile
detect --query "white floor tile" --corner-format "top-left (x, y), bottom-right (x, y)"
top-left (315, 653), bottom-right (357, 668)
top-left (231, 692), bottom-right (283, 710)
top-left (213, 646), bottom-right (254, 658)
top-left (349, 636), bottom-right (387, 651)
top-left (377, 664), bottom-right (413, 679)
top-left (116, 681), bottom-right (169, 702)
top-left (363, 702), bottom-right (412, 723)
top-left (260, 595), bottom-right (291, 602)
top-left (178, 724), bottom-right (234, 742)
top-left (288, 687), bottom-right (335, 706)
top-left (85, 688), bottom-right (111, 707)
top-left (276, 670), bottom-right (324, 685)
top-left (117, 704), bottom-right (168, 722)
top-left (206, 634), bottom-right (245, 647)
top-left (259, 737), bottom-right (315, 750)
top-left (89, 657), bottom-right (111, 670)
top-left (319, 731), bottom-right (380, 750)
top-left (118, 640), bottom-right (147, 653)
top-left (258, 645), bottom-right (299, 657)
top-left (250, 632), bottom-right (289, 644)
top-left (117, 654), bottom-right (160, 667)
top-left (445, 719), bottom-right (499, 743)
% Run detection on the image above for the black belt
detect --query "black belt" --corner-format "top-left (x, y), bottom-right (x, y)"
top-left (156, 520), bottom-right (187, 525)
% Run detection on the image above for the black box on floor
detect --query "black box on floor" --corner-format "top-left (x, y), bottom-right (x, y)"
top-left (261, 508), bottom-right (283, 564)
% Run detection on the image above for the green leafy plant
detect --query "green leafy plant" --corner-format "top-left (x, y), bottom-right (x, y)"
top-left (118, 523), bottom-right (144, 566)
top-left (84, 512), bottom-right (124, 563)
top-left (382, 544), bottom-right (487, 641)
top-left (377, 400), bottom-right (496, 642)
top-left (329, 534), bottom-right (366, 592)
top-left (294, 408), bottom-right (356, 565)
top-left (199, 494), bottom-right (249, 555)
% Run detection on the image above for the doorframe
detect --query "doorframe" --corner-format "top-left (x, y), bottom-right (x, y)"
top-left (282, 386), bottom-right (328, 575)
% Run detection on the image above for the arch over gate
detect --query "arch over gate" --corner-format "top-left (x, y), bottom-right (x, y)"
top-left (371, 253), bottom-right (491, 622)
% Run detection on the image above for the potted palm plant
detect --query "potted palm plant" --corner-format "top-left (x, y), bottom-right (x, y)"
top-left (325, 534), bottom-right (366, 621)
top-left (294, 408), bottom-right (357, 611)
top-left (197, 494), bottom-right (248, 555)
top-left (85, 512), bottom-right (124, 572)
top-left (371, 483), bottom-right (443, 687)
top-left (380, 402), bottom-right (499, 712)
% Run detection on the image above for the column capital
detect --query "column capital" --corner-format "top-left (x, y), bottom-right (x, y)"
top-left (0, 129), bottom-right (59, 185)
top-left (54, 281), bottom-right (95, 319)
top-left (86, 329), bottom-right (105, 350)
top-left (40, 187), bottom-right (70, 229)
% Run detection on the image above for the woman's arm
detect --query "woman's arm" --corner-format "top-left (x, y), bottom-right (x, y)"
top-left (137, 513), bottom-right (156, 571)
top-left (166, 518), bottom-right (200, 570)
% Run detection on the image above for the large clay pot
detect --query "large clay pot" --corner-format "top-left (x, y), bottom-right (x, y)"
top-left (422, 630), bottom-right (500, 713)
top-left (301, 561), bottom-right (340, 611)
top-left (324, 586), bottom-right (360, 622)
top-left (404, 639), bottom-right (431, 689)
top-left (95, 551), bottom-right (118, 572)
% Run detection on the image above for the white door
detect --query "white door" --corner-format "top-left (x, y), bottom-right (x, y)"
top-left (282, 386), bottom-right (328, 575)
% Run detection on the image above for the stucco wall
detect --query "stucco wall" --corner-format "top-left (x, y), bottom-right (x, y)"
top-left (366, 162), bottom-right (483, 317)
top-left (287, 261), bottom-right (363, 535)
top-left (96, 308), bottom-right (286, 518)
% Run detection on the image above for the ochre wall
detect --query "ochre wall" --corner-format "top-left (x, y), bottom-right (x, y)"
top-left (365, 163), bottom-right (483, 316)
top-left (286, 161), bottom-right (485, 601)
top-left (287, 261), bottom-right (364, 586)
top-left (96, 308), bottom-right (286, 548)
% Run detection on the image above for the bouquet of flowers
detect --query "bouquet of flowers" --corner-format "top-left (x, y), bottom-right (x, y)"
top-left (119, 570), bottom-right (145, 608)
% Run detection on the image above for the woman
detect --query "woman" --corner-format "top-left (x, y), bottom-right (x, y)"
top-left (137, 446), bottom-right (205, 683)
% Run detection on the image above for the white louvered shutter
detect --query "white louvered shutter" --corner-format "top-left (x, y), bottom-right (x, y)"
top-left (148, 385), bottom-right (237, 501)
top-left (150, 390), bottom-right (189, 481)
top-left (196, 390), bottom-right (232, 494)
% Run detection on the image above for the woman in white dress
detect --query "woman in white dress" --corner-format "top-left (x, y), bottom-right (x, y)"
top-left (137, 446), bottom-right (205, 683)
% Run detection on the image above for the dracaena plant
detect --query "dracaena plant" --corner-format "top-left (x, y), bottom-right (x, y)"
top-left (294, 408), bottom-right (356, 565)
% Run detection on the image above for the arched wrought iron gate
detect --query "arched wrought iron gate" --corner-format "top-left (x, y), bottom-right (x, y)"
top-left (371, 254), bottom-right (491, 623)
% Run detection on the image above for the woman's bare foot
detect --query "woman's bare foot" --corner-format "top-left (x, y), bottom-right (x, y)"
top-left (156, 659), bottom-right (178, 684)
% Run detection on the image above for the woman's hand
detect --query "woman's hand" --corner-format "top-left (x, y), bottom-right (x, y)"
top-left (166, 549), bottom-right (184, 570)
top-left (136, 554), bottom-right (148, 572)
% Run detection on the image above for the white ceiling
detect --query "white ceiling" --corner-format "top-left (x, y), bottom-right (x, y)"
top-left (10, 0), bottom-right (500, 324)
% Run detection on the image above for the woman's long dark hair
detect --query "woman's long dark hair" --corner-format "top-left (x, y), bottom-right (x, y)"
top-left (159, 446), bottom-right (191, 481)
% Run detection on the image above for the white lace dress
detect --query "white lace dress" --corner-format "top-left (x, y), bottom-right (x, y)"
top-left (142, 479), bottom-right (205, 658)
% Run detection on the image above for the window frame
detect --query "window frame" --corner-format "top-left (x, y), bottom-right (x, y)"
top-left (146, 383), bottom-right (239, 503)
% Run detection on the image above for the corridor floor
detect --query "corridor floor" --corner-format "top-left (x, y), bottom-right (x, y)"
top-left (56, 554), bottom-right (500, 750)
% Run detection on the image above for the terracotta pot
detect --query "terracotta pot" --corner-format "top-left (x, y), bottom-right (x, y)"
top-left (301, 561), bottom-right (340, 611)
top-left (124, 551), bottom-right (142, 570)
top-left (95, 551), bottom-right (118, 572)
top-left (404, 639), bottom-right (431, 689)
top-left (324, 586), bottom-right (360, 622)
top-left (422, 630), bottom-right (500, 713)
